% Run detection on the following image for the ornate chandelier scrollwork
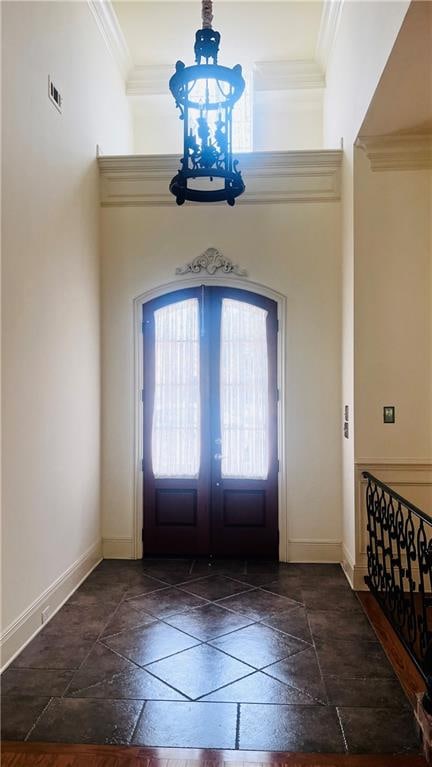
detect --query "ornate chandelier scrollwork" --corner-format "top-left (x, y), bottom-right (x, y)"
top-left (169, 0), bottom-right (245, 205)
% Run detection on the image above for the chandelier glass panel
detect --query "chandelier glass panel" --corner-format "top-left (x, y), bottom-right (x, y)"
top-left (169, 0), bottom-right (245, 205)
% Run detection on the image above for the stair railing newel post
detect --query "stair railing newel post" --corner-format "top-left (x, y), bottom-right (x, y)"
top-left (169, 0), bottom-right (245, 205)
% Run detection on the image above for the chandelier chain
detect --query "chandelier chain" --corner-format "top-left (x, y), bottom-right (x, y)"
top-left (202, 0), bottom-right (213, 29)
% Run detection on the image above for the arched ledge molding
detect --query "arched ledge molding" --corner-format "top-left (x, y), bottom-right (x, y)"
top-left (131, 275), bottom-right (288, 563)
top-left (98, 150), bottom-right (342, 206)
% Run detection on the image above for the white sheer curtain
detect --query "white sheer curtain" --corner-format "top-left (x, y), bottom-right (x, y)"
top-left (220, 299), bottom-right (269, 479)
top-left (232, 71), bottom-right (252, 152)
top-left (189, 72), bottom-right (252, 153)
top-left (151, 298), bottom-right (200, 478)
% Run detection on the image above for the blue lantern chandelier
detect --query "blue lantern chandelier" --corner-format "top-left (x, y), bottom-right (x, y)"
top-left (169, 0), bottom-right (245, 205)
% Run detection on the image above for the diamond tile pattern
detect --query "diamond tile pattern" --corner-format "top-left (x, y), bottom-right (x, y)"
top-left (180, 574), bottom-right (252, 600)
top-left (165, 602), bottom-right (253, 641)
top-left (217, 588), bottom-right (300, 621)
top-left (263, 606), bottom-right (313, 644)
top-left (101, 602), bottom-right (156, 638)
top-left (1, 559), bottom-right (420, 754)
top-left (127, 587), bottom-right (208, 617)
top-left (202, 671), bottom-right (315, 704)
top-left (102, 621), bottom-right (199, 667)
top-left (209, 623), bottom-right (307, 668)
top-left (146, 643), bottom-right (252, 699)
top-left (265, 646), bottom-right (328, 704)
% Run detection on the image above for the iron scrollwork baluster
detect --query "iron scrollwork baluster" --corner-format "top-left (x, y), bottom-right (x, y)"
top-left (362, 471), bottom-right (432, 708)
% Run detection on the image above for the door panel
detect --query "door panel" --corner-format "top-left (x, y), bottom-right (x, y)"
top-left (142, 286), bottom-right (278, 558)
top-left (143, 288), bottom-right (210, 556)
top-left (209, 288), bottom-right (278, 558)
top-left (222, 489), bottom-right (266, 527)
top-left (155, 488), bottom-right (197, 526)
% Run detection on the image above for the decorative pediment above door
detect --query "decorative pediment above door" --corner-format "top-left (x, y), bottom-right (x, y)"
top-left (175, 248), bottom-right (248, 277)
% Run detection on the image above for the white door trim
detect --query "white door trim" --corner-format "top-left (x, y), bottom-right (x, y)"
top-left (132, 275), bottom-right (288, 562)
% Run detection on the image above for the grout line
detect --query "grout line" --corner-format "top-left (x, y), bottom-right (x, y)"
top-left (137, 665), bottom-right (194, 702)
top-left (65, 668), bottom-right (130, 698)
top-left (304, 607), bottom-right (330, 706)
top-left (194, 670), bottom-right (257, 701)
top-left (259, 666), bottom-right (326, 706)
top-left (124, 584), bottom-right (173, 602)
top-left (100, 616), bottom-right (157, 641)
top-left (61, 595), bottom-right (129, 699)
top-left (23, 695), bottom-right (54, 741)
top-left (97, 635), bottom-right (197, 679)
top-left (235, 702), bottom-right (241, 749)
top-left (4, 666), bottom-right (77, 672)
top-left (335, 705), bottom-right (349, 753)
top-left (129, 699), bottom-right (147, 745)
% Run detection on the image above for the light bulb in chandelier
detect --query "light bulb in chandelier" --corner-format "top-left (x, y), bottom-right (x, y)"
top-left (169, 0), bottom-right (245, 205)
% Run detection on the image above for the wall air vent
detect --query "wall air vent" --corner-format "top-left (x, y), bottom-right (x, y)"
top-left (48, 76), bottom-right (62, 113)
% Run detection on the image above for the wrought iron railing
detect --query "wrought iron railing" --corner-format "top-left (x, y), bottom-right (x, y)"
top-left (363, 471), bottom-right (432, 712)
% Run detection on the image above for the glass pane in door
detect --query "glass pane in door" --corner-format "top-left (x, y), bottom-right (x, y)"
top-left (152, 298), bottom-right (200, 478)
top-left (220, 298), bottom-right (269, 479)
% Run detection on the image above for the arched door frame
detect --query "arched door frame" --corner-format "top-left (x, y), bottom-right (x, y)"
top-left (133, 275), bottom-right (288, 561)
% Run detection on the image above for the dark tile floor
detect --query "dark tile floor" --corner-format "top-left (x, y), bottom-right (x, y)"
top-left (1, 559), bottom-right (421, 753)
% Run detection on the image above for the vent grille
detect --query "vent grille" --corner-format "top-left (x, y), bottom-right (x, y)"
top-left (48, 76), bottom-right (62, 112)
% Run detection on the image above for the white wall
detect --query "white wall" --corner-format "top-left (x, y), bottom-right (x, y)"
top-left (1, 0), bottom-right (131, 662)
top-left (323, 0), bottom-right (410, 567)
top-left (323, 1), bottom-right (410, 149)
top-left (253, 90), bottom-right (323, 152)
top-left (355, 151), bottom-right (432, 463)
top-left (132, 89), bottom-right (323, 155)
top-left (132, 96), bottom-right (182, 156)
top-left (100, 200), bottom-right (342, 560)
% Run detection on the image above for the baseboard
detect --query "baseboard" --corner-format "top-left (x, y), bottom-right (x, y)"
top-left (287, 539), bottom-right (342, 563)
top-left (355, 458), bottom-right (432, 466)
top-left (0, 540), bottom-right (102, 671)
top-left (102, 537), bottom-right (134, 559)
top-left (341, 544), bottom-right (370, 591)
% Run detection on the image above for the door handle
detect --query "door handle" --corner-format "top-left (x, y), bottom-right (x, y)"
top-left (214, 453), bottom-right (223, 461)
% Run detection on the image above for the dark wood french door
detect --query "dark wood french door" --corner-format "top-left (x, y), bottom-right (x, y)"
top-left (142, 286), bottom-right (278, 559)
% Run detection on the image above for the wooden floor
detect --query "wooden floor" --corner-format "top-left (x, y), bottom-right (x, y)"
top-left (358, 592), bottom-right (426, 708)
top-left (0, 743), bottom-right (428, 767)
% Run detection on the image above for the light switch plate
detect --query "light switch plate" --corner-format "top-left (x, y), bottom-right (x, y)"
top-left (383, 405), bottom-right (395, 424)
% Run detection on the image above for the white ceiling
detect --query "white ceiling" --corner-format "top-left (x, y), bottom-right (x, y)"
top-left (113, 1), bottom-right (323, 69)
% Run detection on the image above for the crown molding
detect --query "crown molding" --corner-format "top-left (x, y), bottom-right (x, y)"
top-left (98, 150), bottom-right (342, 206)
top-left (253, 60), bottom-right (325, 92)
top-left (356, 134), bottom-right (432, 171)
top-left (128, 60), bottom-right (324, 98)
top-left (87, 0), bottom-right (132, 80)
top-left (127, 65), bottom-right (172, 97)
top-left (316, 0), bottom-right (344, 71)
